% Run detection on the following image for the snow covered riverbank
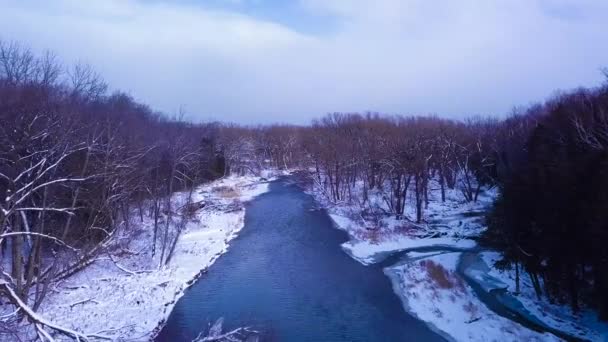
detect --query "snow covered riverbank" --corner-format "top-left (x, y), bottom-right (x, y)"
top-left (307, 176), bottom-right (608, 341)
top-left (13, 174), bottom-right (273, 341)
top-left (477, 252), bottom-right (608, 341)
top-left (313, 178), bottom-right (495, 265)
top-left (385, 252), bottom-right (560, 342)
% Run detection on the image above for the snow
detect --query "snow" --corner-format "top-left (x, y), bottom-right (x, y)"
top-left (341, 229), bottom-right (476, 265)
top-left (10, 171), bottom-right (608, 341)
top-left (311, 179), bottom-right (493, 265)
top-left (307, 175), bottom-right (601, 341)
top-left (385, 253), bottom-right (562, 342)
top-left (480, 252), bottom-right (608, 342)
top-left (13, 174), bottom-right (274, 341)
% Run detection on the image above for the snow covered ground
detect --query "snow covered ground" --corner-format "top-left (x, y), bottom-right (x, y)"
top-left (307, 175), bottom-right (608, 341)
top-left (13, 174), bottom-right (274, 341)
top-left (480, 252), bottom-right (608, 341)
top-left (312, 179), bottom-right (495, 265)
top-left (385, 252), bottom-right (561, 342)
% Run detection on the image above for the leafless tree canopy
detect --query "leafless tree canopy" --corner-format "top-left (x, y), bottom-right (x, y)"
top-left (0, 39), bottom-right (225, 340)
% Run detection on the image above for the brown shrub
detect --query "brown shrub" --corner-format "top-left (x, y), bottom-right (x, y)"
top-left (420, 259), bottom-right (466, 293)
top-left (355, 229), bottom-right (381, 243)
top-left (463, 301), bottom-right (479, 318)
top-left (212, 185), bottom-right (240, 198)
top-left (394, 223), bottom-right (419, 237)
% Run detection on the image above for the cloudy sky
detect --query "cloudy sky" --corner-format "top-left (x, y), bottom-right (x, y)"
top-left (1, 0), bottom-right (607, 123)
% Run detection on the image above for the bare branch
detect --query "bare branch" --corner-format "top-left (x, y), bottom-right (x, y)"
top-left (0, 232), bottom-right (78, 252)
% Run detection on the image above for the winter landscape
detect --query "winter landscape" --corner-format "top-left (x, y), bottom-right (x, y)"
top-left (2, 1), bottom-right (608, 341)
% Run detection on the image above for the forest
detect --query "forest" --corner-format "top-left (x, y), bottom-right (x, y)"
top-left (0, 40), bottom-right (228, 338)
top-left (1, 39), bottom-right (608, 338)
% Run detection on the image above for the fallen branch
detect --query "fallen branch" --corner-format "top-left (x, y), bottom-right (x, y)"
top-left (0, 307), bottom-right (20, 321)
top-left (0, 232), bottom-right (78, 252)
top-left (64, 285), bottom-right (89, 291)
top-left (193, 317), bottom-right (258, 342)
top-left (16, 207), bottom-right (80, 215)
top-left (69, 298), bottom-right (100, 308)
top-left (107, 254), bottom-right (154, 276)
top-left (92, 324), bottom-right (135, 336)
top-left (36, 323), bottom-right (55, 342)
top-left (196, 327), bottom-right (258, 342)
top-left (465, 317), bottom-right (482, 324)
top-left (1, 280), bottom-right (93, 341)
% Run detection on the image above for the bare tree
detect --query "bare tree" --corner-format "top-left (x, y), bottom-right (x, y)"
top-left (0, 40), bottom-right (37, 85)
top-left (68, 62), bottom-right (108, 100)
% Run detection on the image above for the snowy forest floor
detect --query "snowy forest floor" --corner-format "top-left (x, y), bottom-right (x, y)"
top-left (307, 176), bottom-right (608, 341)
top-left (9, 173), bottom-right (275, 341)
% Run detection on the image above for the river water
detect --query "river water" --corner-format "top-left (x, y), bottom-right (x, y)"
top-left (156, 178), bottom-right (445, 341)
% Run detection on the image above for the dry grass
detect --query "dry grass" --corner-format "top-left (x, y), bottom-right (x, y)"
top-left (181, 201), bottom-right (205, 218)
top-left (463, 301), bottom-right (480, 318)
top-left (354, 227), bottom-right (401, 244)
top-left (420, 259), bottom-right (466, 292)
top-left (353, 221), bottom-right (423, 244)
top-left (394, 223), bottom-right (420, 237)
top-left (212, 185), bottom-right (241, 199)
top-left (354, 229), bottom-right (382, 244)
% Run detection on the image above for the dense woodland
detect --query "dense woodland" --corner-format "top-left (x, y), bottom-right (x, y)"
top-left (0, 40), bottom-right (227, 338)
top-left (484, 79), bottom-right (608, 319)
top-left (1, 40), bottom-right (607, 338)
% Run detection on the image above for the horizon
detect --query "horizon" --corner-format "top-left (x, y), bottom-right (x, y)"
top-left (1, 0), bottom-right (608, 124)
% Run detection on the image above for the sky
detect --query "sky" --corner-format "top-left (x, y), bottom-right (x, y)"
top-left (1, 0), bottom-right (607, 124)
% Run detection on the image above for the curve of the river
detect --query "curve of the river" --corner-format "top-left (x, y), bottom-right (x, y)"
top-left (157, 177), bottom-right (580, 342)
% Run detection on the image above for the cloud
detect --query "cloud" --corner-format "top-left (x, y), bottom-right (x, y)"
top-left (1, 0), bottom-right (607, 123)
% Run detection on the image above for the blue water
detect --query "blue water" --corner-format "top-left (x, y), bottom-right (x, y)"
top-left (156, 178), bottom-right (444, 341)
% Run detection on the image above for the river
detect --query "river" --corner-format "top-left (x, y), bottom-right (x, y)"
top-left (156, 178), bottom-right (445, 341)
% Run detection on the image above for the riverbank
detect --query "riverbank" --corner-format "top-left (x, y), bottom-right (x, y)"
top-left (310, 178), bottom-right (494, 266)
top-left (385, 252), bottom-right (559, 341)
top-left (21, 174), bottom-right (274, 341)
top-left (157, 173), bottom-right (446, 342)
top-left (476, 252), bottom-right (608, 341)
top-left (307, 175), bottom-right (608, 341)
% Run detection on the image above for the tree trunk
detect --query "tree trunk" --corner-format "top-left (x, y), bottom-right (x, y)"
top-left (159, 165), bottom-right (176, 267)
top-left (415, 174), bottom-right (423, 223)
top-left (61, 146), bottom-right (91, 240)
top-left (439, 165), bottom-right (446, 202)
top-left (11, 217), bottom-right (24, 299)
